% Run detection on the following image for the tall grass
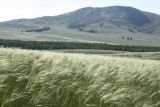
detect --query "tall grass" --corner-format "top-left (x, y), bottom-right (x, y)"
top-left (0, 48), bottom-right (160, 107)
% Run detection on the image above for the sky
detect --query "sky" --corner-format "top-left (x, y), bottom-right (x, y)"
top-left (0, 0), bottom-right (159, 22)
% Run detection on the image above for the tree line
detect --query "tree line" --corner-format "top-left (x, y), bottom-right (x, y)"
top-left (22, 27), bottom-right (50, 32)
top-left (0, 39), bottom-right (160, 52)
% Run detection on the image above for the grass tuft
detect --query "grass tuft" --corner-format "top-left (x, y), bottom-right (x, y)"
top-left (0, 48), bottom-right (160, 107)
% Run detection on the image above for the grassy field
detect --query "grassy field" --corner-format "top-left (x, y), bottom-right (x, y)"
top-left (1, 26), bottom-right (160, 46)
top-left (55, 49), bottom-right (160, 60)
top-left (0, 48), bottom-right (160, 107)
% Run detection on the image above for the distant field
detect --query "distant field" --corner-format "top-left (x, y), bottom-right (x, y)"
top-left (55, 49), bottom-right (160, 60)
top-left (1, 27), bottom-right (160, 46)
top-left (1, 48), bottom-right (160, 107)
top-left (1, 38), bottom-right (160, 52)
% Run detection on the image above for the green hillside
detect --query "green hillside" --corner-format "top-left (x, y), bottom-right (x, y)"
top-left (0, 6), bottom-right (160, 46)
top-left (0, 48), bottom-right (160, 107)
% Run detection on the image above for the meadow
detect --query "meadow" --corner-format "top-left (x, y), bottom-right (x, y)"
top-left (0, 48), bottom-right (160, 107)
top-left (1, 26), bottom-right (160, 47)
top-left (57, 49), bottom-right (160, 60)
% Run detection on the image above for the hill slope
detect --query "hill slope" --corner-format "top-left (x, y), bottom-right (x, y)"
top-left (0, 6), bottom-right (160, 46)
top-left (0, 48), bottom-right (160, 107)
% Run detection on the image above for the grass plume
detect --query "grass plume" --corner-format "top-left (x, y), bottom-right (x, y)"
top-left (0, 48), bottom-right (160, 107)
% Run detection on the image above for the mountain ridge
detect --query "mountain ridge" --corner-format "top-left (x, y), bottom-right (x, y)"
top-left (1, 6), bottom-right (160, 46)
top-left (1, 6), bottom-right (160, 34)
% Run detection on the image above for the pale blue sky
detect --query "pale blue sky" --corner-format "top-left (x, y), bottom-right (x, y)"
top-left (0, 0), bottom-right (159, 21)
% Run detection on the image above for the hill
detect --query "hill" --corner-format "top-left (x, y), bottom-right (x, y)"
top-left (1, 6), bottom-right (160, 46)
top-left (0, 48), bottom-right (160, 107)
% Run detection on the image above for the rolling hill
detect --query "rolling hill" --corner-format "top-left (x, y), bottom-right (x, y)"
top-left (0, 6), bottom-right (160, 46)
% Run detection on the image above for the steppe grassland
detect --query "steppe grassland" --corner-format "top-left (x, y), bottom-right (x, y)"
top-left (0, 48), bottom-right (160, 107)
